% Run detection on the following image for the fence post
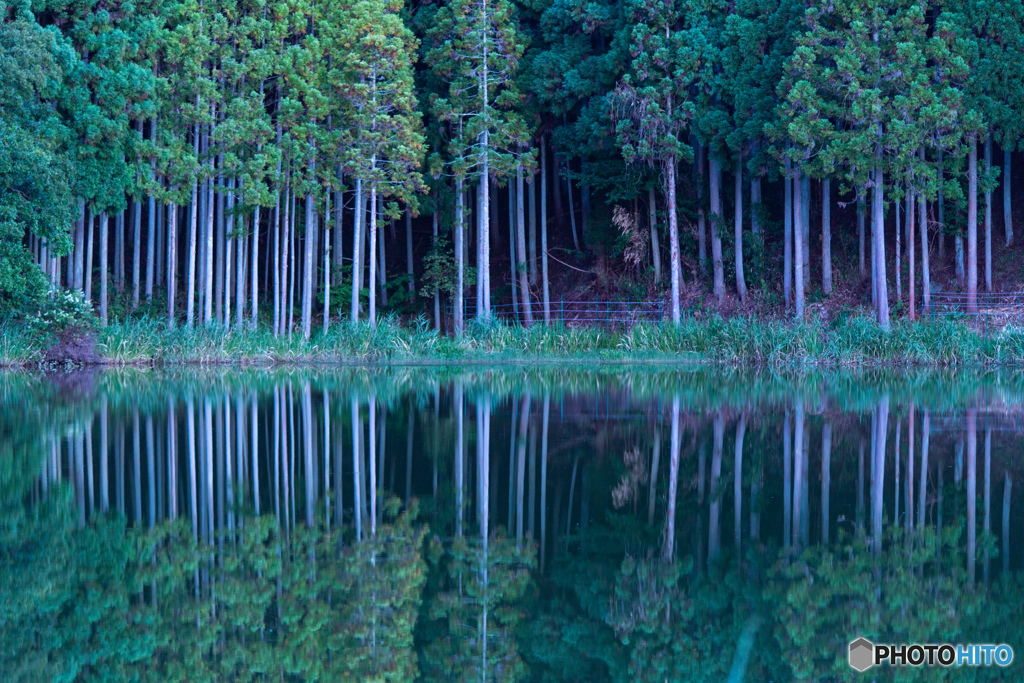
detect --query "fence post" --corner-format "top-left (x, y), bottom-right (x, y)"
top-left (560, 295), bottom-right (564, 327)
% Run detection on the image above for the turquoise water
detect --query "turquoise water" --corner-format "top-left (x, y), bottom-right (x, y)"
top-left (1, 366), bottom-right (1022, 681)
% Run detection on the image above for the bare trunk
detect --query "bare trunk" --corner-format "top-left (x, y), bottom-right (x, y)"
top-left (516, 162), bottom-right (532, 324)
top-left (455, 176), bottom-right (465, 335)
top-left (800, 174), bottom-right (810, 291)
top-left (1004, 147), bottom-right (1013, 246)
top-left (99, 211), bottom-right (108, 326)
top-left (696, 141), bottom-right (707, 273)
top-left (405, 210), bottom-right (414, 295)
top-left (351, 178), bottom-right (363, 323)
top-left (784, 159), bottom-right (792, 306)
top-left (793, 168), bottom-right (805, 320)
top-left (369, 178), bottom-right (378, 327)
top-left (734, 153), bottom-right (746, 301)
top-left (822, 178), bottom-right (832, 294)
top-left (909, 184), bottom-right (916, 320)
top-left (648, 187), bottom-right (661, 284)
top-left (968, 135), bottom-right (978, 314)
top-left (709, 154), bottom-right (725, 301)
top-left (857, 195), bottom-right (866, 280)
top-left (873, 158), bottom-right (890, 330)
top-left (528, 172), bottom-right (538, 286)
top-left (167, 200), bottom-right (178, 327)
top-left (666, 156), bottom-right (682, 323)
top-left (541, 137), bottom-right (551, 324)
top-left (920, 148), bottom-right (930, 313)
top-left (985, 132), bottom-right (993, 292)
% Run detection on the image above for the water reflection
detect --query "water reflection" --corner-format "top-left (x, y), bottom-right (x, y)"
top-left (1, 367), bottom-right (1023, 681)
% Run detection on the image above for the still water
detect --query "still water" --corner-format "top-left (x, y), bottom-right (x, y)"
top-left (1, 366), bottom-right (1022, 681)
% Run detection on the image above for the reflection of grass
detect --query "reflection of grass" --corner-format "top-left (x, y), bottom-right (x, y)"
top-left (8, 313), bottom-right (1024, 367)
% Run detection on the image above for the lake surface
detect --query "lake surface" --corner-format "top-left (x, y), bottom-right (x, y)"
top-left (2, 366), bottom-right (1022, 681)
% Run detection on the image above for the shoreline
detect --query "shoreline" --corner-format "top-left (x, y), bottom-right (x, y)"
top-left (4, 314), bottom-right (1024, 369)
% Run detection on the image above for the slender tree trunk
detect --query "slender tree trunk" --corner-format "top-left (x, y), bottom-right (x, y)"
top-left (323, 189), bottom-right (331, 335)
top-left (566, 159), bottom-right (580, 250)
top-left (480, 140), bottom-right (491, 320)
top-left (187, 126), bottom-right (199, 327)
top-left (406, 209), bottom-right (414, 296)
top-left (432, 210), bottom-right (440, 330)
top-left (784, 159), bottom-right (792, 306)
top-left (857, 195), bottom-right (866, 280)
top-left (509, 182), bottom-right (518, 321)
top-left (920, 148), bottom-right (931, 314)
top-left (648, 187), bottom-right (661, 284)
top-left (801, 174), bottom-right (810, 291)
top-left (528, 172), bottom-right (538, 286)
top-left (204, 132), bottom-right (215, 325)
top-left (985, 132), bottom-right (993, 292)
top-left (146, 121), bottom-right (157, 300)
top-left (541, 137), bottom-right (551, 324)
top-left (99, 212), bottom-right (108, 326)
top-left (751, 171), bottom-right (762, 235)
top-left (1004, 147), bottom-right (1013, 246)
top-left (215, 156), bottom-right (226, 323)
top-left (378, 196), bottom-right (388, 308)
top-left (666, 156), bottom-right (682, 323)
top-left (168, 199), bottom-right (178, 327)
top-left (968, 134), bottom-right (978, 315)
top-left (85, 208), bottom-right (94, 304)
top-left (734, 153), bottom-right (746, 301)
top-left (455, 176), bottom-right (464, 335)
top-left (873, 158), bottom-right (890, 330)
top-left (302, 153), bottom-right (316, 340)
top-left (822, 178), bottom-right (832, 294)
top-left (280, 175), bottom-right (292, 335)
top-left (793, 168), bottom-right (805, 320)
top-left (74, 200), bottom-right (85, 292)
top-left (369, 177), bottom-right (378, 327)
top-left (709, 154), bottom-right (725, 301)
top-left (351, 178), bottom-right (363, 323)
top-left (895, 190), bottom-right (902, 301)
top-left (516, 162), bottom-right (532, 325)
top-left (115, 209), bottom-right (124, 291)
top-left (909, 184), bottom-right (916, 320)
top-left (133, 146), bottom-right (142, 307)
top-left (696, 141), bottom-right (707, 273)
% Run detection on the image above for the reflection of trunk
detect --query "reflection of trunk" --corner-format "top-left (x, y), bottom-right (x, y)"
top-left (455, 380), bottom-right (464, 537)
top-left (516, 395), bottom-right (530, 548)
top-left (100, 397), bottom-right (109, 513)
top-left (303, 384), bottom-right (315, 528)
top-left (477, 393), bottom-right (491, 679)
top-left (1003, 472), bottom-right (1012, 574)
top-left (872, 397), bottom-right (889, 558)
top-left (983, 427), bottom-right (991, 585)
top-left (75, 430), bottom-right (85, 527)
top-left (783, 411), bottom-right (792, 551)
top-left (663, 397), bottom-right (681, 561)
top-left (918, 411), bottom-right (929, 529)
top-left (541, 394), bottom-right (551, 570)
top-left (908, 406), bottom-right (915, 530)
top-left (822, 422), bottom-right (831, 544)
top-left (648, 428), bottom-right (661, 527)
top-left (857, 437), bottom-right (865, 531)
top-left (369, 394), bottom-right (377, 537)
top-left (734, 414), bottom-right (746, 558)
top-left (709, 412), bottom-right (723, 561)
top-left (792, 402), bottom-right (803, 556)
top-left (566, 456), bottom-right (579, 537)
top-left (405, 409), bottom-right (413, 505)
top-left (894, 419), bottom-right (900, 528)
top-left (750, 443), bottom-right (760, 542)
top-left (351, 397), bottom-right (362, 542)
top-left (967, 408), bottom-right (977, 584)
top-left (528, 418), bottom-right (537, 539)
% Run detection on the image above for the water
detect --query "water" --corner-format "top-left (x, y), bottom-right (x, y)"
top-left (2, 366), bottom-right (1022, 681)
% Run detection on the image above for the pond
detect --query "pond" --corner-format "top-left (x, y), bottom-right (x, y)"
top-left (1, 366), bottom-right (1022, 681)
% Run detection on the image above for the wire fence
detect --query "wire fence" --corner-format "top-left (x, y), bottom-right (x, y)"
top-left (926, 292), bottom-right (1024, 333)
top-left (447, 296), bottom-right (670, 329)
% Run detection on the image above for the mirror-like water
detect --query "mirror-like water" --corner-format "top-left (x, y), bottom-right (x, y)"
top-left (2, 367), bottom-right (1023, 681)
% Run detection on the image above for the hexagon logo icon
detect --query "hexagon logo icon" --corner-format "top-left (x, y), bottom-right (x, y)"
top-left (849, 638), bottom-right (874, 672)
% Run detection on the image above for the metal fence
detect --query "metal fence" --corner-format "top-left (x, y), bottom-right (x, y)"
top-left (448, 296), bottom-right (667, 329)
top-left (926, 292), bottom-right (1024, 332)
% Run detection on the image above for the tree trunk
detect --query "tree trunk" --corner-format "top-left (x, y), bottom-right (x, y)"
top-left (648, 187), bottom-right (661, 284)
top-left (302, 151), bottom-right (316, 339)
top-left (99, 211), bottom-right (108, 326)
top-left (566, 159), bottom-right (580, 250)
top-left (909, 184), bottom-right (916, 321)
top-left (822, 178), bottom-right (832, 294)
top-left (455, 177), bottom-right (465, 335)
top-left (516, 162), bottom-right (532, 325)
top-left (857, 195), bottom-right (866, 280)
top-left (480, 140), bottom-right (491, 320)
top-left (528, 173), bottom-right (538, 286)
top-left (378, 197), bottom-right (388, 308)
top-left (215, 157), bottom-right (226, 323)
top-left (751, 174), bottom-right (762, 235)
top-left (734, 153), bottom-right (747, 301)
top-left (895, 191), bottom-right (902, 301)
top-left (800, 173), bottom-right (810, 290)
top-left (432, 210), bottom-right (440, 331)
top-left (85, 208), bottom-right (94, 304)
top-left (187, 132), bottom-right (199, 327)
top-left (696, 141), bottom-right (707, 274)
top-left (146, 119), bottom-right (157, 300)
top-left (666, 155), bottom-right (682, 323)
top-left (204, 140), bottom-right (215, 325)
top-left (509, 182), bottom-right (519, 321)
top-left (74, 200), bottom-right (85, 292)
top-left (1004, 148), bottom-right (1013, 246)
top-left (793, 168), bottom-right (805, 320)
top-left (369, 178), bottom-right (378, 327)
top-left (280, 175), bottom-right (292, 335)
top-left (968, 134), bottom-right (978, 314)
top-left (541, 137), bottom-right (551, 324)
top-left (985, 131), bottom-right (993, 292)
top-left (351, 178), bottom-right (363, 323)
top-left (784, 158), bottom-right (792, 306)
top-left (920, 148), bottom-right (931, 314)
top-left (406, 210), bottom-right (414, 295)
top-left (873, 160), bottom-right (890, 330)
top-left (167, 200), bottom-right (177, 327)
top-left (709, 154), bottom-right (725, 301)
top-left (133, 155), bottom-right (142, 307)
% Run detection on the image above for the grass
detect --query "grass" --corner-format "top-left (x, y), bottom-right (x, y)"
top-left (6, 312), bottom-right (1024, 367)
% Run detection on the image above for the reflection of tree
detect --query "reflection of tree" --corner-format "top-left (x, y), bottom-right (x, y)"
top-left (420, 531), bottom-right (536, 682)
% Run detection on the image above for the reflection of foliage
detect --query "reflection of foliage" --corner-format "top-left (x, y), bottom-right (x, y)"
top-left (611, 447), bottom-right (648, 510)
top-left (420, 530), bottom-right (536, 682)
top-left (767, 526), bottom-right (990, 681)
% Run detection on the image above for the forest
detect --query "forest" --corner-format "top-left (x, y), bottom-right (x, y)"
top-left (2, 0), bottom-right (1023, 339)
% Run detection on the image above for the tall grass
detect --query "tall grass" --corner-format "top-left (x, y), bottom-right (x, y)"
top-left (8, 312), bottom-right (1024, 367)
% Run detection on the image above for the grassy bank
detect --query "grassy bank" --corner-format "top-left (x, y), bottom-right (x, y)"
top-left (3, 314), bottom-right (1024, 367)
